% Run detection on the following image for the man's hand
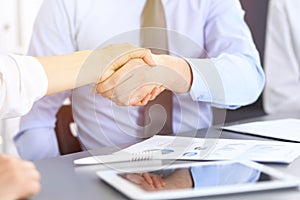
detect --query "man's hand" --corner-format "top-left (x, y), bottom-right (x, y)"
top-left (95, 54), bottom-right (192, 106)
top-left (0, 154), bottom-right (41, 200)
top-left (95, 58), bottom-right (163, 106)
top-left (121, 172), bottom-right (165, 191)
top-left (140, 172), bottom-right (166, 189)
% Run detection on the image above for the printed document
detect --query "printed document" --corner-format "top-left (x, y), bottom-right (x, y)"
top-left (122, 135), bottom-right (300, 164)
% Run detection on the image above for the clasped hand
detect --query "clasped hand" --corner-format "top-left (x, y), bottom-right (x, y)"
top-left (93, 43), bottom-right (192, 106)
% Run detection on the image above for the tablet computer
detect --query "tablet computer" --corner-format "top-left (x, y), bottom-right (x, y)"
top-left (97, 160), bottom-right (300, 200)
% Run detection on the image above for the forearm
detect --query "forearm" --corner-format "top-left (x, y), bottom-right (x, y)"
top-left (36, 50), bottom-right (92, 95)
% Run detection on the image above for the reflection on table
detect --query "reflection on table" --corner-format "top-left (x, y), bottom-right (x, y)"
top-left (120, 162), bottom-right (270, 191)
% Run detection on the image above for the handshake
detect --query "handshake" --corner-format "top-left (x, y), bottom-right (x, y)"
top-left (80, 43), bottom-right (192, 106)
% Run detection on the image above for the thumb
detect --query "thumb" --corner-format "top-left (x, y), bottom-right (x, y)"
top-left (98, 48), bottom-right (156, 83)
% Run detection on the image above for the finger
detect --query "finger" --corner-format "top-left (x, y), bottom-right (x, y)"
top-left (151, 174), bottom-right (165, 189)
top-left (98, 74), bottom-right (149, 103)
top-left (142, 173), bottom-right (153, 185)
top-left (130, 84), bottom-right (157, 106)
top-left (131, 97), bottom-right (147, 106)
top-left (138, 93), bottom-right (152, 106)
top-left (159, 86), bottom-right (166, 92)
top-left (149, 87), bottom-right (161, 101)
top-left (98, 68), bottom-right (115, 83)
top-left (27, 167), bottom-right (41, 181)
top-left (109, 85), bottom-right (155, 106)
top-left (131, 102), bottom-right (143, 106)
top-left (99, 87), bottom-right (114, 99)
top-left (159, 174), bottom-right (166, 187)
top-left (115, 48), bottom-right (156, 70)
top-left (20, 181), bottom-right (41, 199)
top-left (128, 49), bottom-right (156, 66)
top-left (131, 100), bottom-right (148, 106)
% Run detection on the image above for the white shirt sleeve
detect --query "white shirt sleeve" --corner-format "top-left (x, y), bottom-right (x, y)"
top-left (0, 54), bottom-right (48, 119)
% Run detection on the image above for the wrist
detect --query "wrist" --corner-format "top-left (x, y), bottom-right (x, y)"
top-left (71, 50), bottom-right (97, 86)
top-left (153, 54), bottom-right (192, 93)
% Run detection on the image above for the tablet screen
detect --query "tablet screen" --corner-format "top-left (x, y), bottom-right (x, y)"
top-left (119, 162), bottom-right (272, 192)
top-left (97, 161), bottom-right (300, 199)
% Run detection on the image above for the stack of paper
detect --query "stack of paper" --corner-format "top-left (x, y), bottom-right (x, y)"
top-left (222, 118), bottom-right (300, 142)
top-left (122, 135), bottom-right (300, 164)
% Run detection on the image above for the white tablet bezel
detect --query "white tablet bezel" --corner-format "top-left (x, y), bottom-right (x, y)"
top-left (97, 160), bottom-right (300, 200)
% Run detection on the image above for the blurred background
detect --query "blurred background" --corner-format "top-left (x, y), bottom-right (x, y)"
top-left (0, 0), bottom-right (269, 156)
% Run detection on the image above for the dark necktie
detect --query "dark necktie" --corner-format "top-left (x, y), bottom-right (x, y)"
top-left (140, 0), bottom-right (173, 135)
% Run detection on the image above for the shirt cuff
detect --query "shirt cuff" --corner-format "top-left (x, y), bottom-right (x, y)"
top-left (185, 58), bottom-right (239, 109)
top-left (185, 58), bottom-right (213, 102)
top-left (9, 54), bottom-right (48, 99)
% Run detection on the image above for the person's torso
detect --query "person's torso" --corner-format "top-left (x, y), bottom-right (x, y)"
top-left (68, 0), bottom-right (213, 149)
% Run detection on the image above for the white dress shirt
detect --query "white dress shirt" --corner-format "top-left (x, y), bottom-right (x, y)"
top-left (263, 0), bottom-right (300, 114)
top-left (15, 0), bottom-right (265, 160)
top-left (0, 54), bottom-right (47, 119)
